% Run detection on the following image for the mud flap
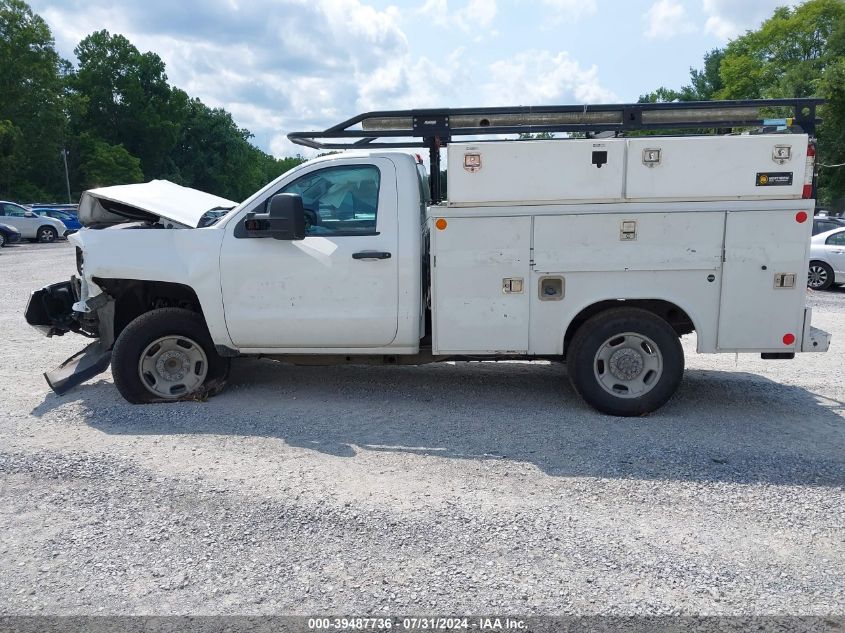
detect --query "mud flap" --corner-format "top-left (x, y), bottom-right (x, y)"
top-left (45, 340), bottom-right (112, 395)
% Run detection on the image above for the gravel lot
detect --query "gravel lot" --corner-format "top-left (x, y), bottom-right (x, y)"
top-left (1, 241), bottom-right (843, 616)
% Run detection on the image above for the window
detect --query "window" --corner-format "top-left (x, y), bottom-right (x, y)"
top-left (2, 203), bottom-right (27, 217)
top-left (825, 231), bottom-right (845, 246)
top-left (278, 165), bottom-right (380, 236)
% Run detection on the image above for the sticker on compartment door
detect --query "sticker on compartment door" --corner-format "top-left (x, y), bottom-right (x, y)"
top-left (756, 172), bottom-right (793, 186)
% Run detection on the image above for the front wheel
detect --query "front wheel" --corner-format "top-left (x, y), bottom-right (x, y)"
top-left (0, 233), bottom-right (5, 247)
top-left (808, 261), bottom-right (834, 291)
top-left (566, 308), bottom-right (684, 416)
top-left (37, 226), bottom-right (58, 243)
top-left (111, 308), bottom-right (230, 404)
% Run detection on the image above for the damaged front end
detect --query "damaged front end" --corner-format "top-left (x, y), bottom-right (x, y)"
top-left (25, 276), bottom-right (115, 395)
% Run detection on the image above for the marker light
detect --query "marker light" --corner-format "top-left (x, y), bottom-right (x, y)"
top-left (802, 143), bottom-right (816, 199)
top-left (783, 333), bottom-right (796, 346)
top-left (435, 218), bottom-right (447, 230)
top-left (796, 211), bottom-right (808, 223)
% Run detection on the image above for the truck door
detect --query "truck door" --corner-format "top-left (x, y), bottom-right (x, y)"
top-left (717, 210), bottom-right (807, 350)
top-left (219, 158), bottom-right (399, 349)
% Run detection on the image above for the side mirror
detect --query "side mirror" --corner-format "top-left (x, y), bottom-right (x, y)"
top-left (25, 212), bottom-right (37, 218)
top-left (241, 193), bottom-right (306, 240)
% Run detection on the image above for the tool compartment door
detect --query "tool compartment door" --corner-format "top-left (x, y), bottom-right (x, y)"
top-left (717, 210), bottom-right (808, 350)
top-left (432, 216), bottom-right (531, 353)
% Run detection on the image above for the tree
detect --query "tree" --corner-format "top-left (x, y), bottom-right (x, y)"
top-left (70, 30), bottom-right (187, 179)
top-left (0, 0), bottom-right (68, 199)
top-left (639, 49), bottom-right (725, 103)
top-left (518, 132), bottom-right (556, 140)
top-left (78, 134), bottom-right (143, 189)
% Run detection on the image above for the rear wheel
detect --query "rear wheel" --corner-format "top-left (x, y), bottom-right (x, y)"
top-left (808, 261), bottom-right (834, 290)
top-left (566, 308), bottom-right (684, 416)
top-left (111, 308), bottom-right (230, 404)
top-left (0, 233), bottom-right (5, 247)
top-left (37, 226), bottom-right (57, 243)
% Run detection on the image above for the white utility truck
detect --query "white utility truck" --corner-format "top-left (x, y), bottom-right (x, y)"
top-left (25, 100), bottom-right (831, 416)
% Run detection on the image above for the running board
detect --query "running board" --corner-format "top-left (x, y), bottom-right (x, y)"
top-left (45, 340), bottom-right (112, 395)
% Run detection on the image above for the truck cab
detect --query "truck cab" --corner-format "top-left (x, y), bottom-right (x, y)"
top-left (25, 99), bottom-right (831, 416)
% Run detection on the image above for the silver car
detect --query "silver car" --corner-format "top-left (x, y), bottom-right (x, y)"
top-left (0, 201), bottom-right (67, 243)
top-left (808, 226), bottom-right (845, 290)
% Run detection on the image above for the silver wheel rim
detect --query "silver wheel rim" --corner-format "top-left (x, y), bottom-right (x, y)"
top-left (39, 228), bottom-right (55, 242)
top-left (594, 332), bottom-right (663, 399)
top-left (0, 234), bottom-right (5, 246)
top-left (138, 335), bottom-right (208, 399)
top-left (808, 265), bottom-right (828, 289)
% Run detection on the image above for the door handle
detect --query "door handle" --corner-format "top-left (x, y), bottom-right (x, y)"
top-left (352, 251), bottom-right (391, 260)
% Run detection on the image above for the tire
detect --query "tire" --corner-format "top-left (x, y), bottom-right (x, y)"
top-left (566, 307), bottom-right (684, 417)
top-left (807, 261), bottom-right (834, 291)
top-left (37, 226), bottom-right (57, 243)
top-left (111, 308), bottom-right (230, 404)
top-left (0, 233), bottom-right (5, 247)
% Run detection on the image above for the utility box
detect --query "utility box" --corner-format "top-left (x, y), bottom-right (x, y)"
top-left (447, 134), bottom-right (808, 206)
top-left (626, 135), bottom-right (808, 201)
top-left (447, 139), bottom-right (626, 206)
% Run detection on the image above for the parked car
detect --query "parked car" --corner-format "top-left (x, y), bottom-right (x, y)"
top-left (808, 227), bottom-right (845, 290)
top-left (0, 201), bottom-right (67, 242)
top-left (36, 209), bottom-right (82, 233)
top-left (812, 216), bottom-right (845, 235)
top-left (0, 222), bottom-right (22, 247)
top-left (28, 203), bottom-right (78, 215)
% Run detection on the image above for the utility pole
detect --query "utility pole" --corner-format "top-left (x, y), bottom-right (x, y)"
top-left (61, 148), bottom-right (71, 203)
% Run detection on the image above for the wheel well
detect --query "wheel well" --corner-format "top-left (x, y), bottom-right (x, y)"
top-left (93, 278), bottom-right (203, 339)
top-left (564, 299), bottom-right (695, 354)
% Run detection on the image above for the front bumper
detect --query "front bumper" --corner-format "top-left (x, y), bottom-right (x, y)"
top-left (26, 279), bottom-right (114, 394)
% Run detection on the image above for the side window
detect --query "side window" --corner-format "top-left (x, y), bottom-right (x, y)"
top-left (279, 165), bottom-right (380, 236)
top-left (826, 231), bottom-right (845, 246)
top-left (2, 204), bottom-right (27, 217)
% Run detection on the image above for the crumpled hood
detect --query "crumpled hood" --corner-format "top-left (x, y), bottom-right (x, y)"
top-left (78, 180), bottom-right (238, 228)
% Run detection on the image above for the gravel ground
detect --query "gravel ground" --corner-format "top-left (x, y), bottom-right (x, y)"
top-left (0, 241), bottom-right (843, 616)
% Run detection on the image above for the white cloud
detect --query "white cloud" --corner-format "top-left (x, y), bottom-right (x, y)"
top-left (643, 0), bottom-right (695, 39)
top-left (417, 0), bottom-right (498, 30)
top-left (484, 51), bottom-right (617, 105)
top-left (702, 0), bottom-right (786, 41)
top-left (30, 0), bottom-right (616, 160)
top-left (539, 0), bottom-right (598, 22)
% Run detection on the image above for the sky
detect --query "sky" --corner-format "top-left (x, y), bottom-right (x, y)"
top-left (29, 0), bottom-right (794, 159)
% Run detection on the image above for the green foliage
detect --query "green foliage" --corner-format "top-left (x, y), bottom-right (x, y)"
top-left (517, 132), bottom-right (556, 140)
top-left (0, 2), bottom-right (304, 203)
top-left (0, 0), bottom-right (67, 199)
top-left (78, 134), bottom-right (143, 189)
top-left (639, 49), bottom-right (725, 104)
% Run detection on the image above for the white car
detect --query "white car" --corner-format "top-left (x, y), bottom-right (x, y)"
top-left (808, 227), bottom-right (845, 290)
top-left (0, 201), bottom-right (67, 242)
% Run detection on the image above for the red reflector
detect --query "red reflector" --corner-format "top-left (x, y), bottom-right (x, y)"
top-left (783, 333), bottom-right (795, 346)
top-left (806, 144), bottom-right (816, 158)
top-left (796, 211), bottom-right (808, 223)
top-left (802, 184), bottom-right (813, 199)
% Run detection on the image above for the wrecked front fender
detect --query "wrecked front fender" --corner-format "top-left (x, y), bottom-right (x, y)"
top-left (25, 279), bottom-right (115, 395)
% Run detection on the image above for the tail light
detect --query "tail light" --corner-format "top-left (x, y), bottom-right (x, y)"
top-left (802, 142), bottom-right (816, 199)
